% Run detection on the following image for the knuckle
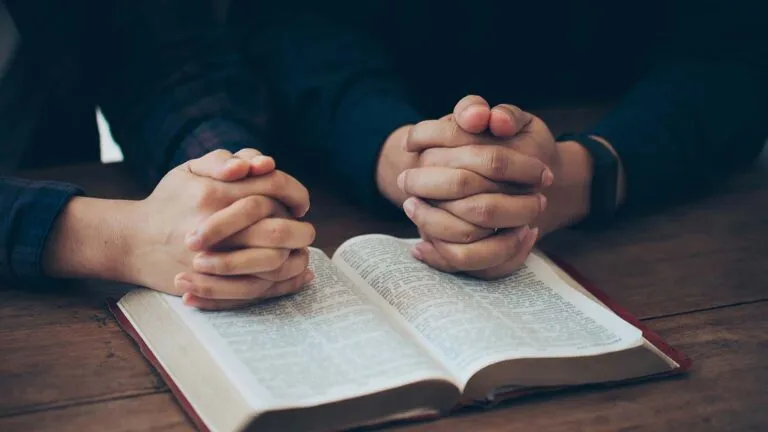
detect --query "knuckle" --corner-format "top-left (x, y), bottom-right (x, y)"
top-left (265, 221), bottom-right (289, 246)
top-left (210, 149), bottom-right (231, 159)
top-left (451, 171), bottom-right (471, 195)
top-left (407, 121), bottom-right (429, 146)
top-left (446, 119), bottom-right (461, 142)
top-left (418, 148), bottom-right (439, 167)
top-left (486, 146), bottom-right (509, 178)
top-left (196, 183), bottom-right (221, 209)
top-left (461, 227), bottom-right (482, 244)
top-left (447, 247), bottom-right (472, 268)
top-left (242, 195), bottom-right (265, 217)
top-left (193, 281), bottom-right (214, 299)
top-left (266, 171), bottom-right (287, 191)
top-left (214, 257), bottom-right (231, 275)
top-left (470, 198), bottom-right (496, 224)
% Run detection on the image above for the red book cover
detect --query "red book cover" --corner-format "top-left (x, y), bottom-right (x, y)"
top-left (109, 301), bottom-right (212, 432)
top-left (108, 258), bottom-right (691, 431)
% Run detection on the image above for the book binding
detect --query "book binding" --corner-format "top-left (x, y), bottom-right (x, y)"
top-left (109, 258), bottom-right (692, 431)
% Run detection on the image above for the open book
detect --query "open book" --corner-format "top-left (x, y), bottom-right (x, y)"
top-left (112, 234), bottom-right (691, 432)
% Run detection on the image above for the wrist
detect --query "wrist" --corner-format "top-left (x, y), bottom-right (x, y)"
top-left (538, 136), bottom-right (626, 233)
top-left (537, 141), bottom-right (594, 233)
top-left (375, 124), bottom-right (419, 207)
top-left (43, 196), bottom-right (141, 283)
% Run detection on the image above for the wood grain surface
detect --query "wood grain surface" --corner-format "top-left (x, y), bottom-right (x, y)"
top-left (2, 108), bottom-right (766, 431)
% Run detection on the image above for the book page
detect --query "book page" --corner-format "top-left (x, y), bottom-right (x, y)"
top-left (333, 235), bottom-right (644, 387)
top-left (165, 248), bottom-right (453, 410)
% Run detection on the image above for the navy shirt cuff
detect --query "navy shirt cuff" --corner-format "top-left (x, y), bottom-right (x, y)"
top-left (1, 179), bottom-right (83, 284)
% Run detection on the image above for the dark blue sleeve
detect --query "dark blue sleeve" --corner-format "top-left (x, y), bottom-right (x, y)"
top-left (588, 2), bottom-right (768, 215)
top-left (89, 0), bottom-right (274, 188)
top-left (6, 0), bottom-right (273, 189)
top-left (234, 10), bottom-right (423, 210)
top-left (0, 178), bottom-right (83, 284)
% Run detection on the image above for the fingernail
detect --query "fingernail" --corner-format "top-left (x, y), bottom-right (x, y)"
top-left (300, 202), bottom-right (311, 218)
top-left (251, 155), bottom-right (273, 166)
top-left (541, 169), bottom-right (554, 187)
top-left (194, 255), bottom-right (216, 273)
top-left (403, 198), bottom-right (416, 219)
top-left (397, 171), bottom-right (407, 191)
top-left (304, 271), bottom-right (315, 284)
top-left (538, 194), bottom-right (548, 212)
top-left (225, 158), bottom-right (243, 171)
top-left (517, 225), bottom-right (531, 242)
top-left (411, 244), bottom-right (424, 260)
top-left (176, 275), bottom-right (193, 292)
top-left (185, 230), bottom-right (203, 250)
top-left (181, 292), bottom-right (193, 305)
top-left (528, 227), bottom-right (541, 244)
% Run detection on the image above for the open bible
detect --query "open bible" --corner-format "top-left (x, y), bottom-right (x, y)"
top-left (112, 234), bottom-right (691, 432)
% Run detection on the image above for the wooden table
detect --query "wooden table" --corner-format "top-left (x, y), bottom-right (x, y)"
top-left (2, 110), bottom-right (767, 431)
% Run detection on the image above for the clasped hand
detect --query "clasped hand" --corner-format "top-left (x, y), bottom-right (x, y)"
top-left (132, 97), bottom-right (557, 307)
top-left (129, 149), bottom-right (315, 310)
top-left (396, 95), bottom-right (559, 279)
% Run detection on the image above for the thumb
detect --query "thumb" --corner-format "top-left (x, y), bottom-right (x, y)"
top-left (489, 104), bottom-right (533, 138)
top-left (248, 155), bottom-right (277, 176)
top-left (453, 95), bottom-right (491, 134)
top-left (187, 148), bottom-right (277, 182)
top-left (187, 149), bottom-right (250, 182)
top-left (234, 148), bottom-right (276, 177)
